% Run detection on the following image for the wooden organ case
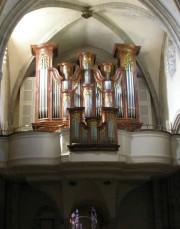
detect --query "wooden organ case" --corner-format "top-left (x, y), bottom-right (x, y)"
top-left (31, 43), bottom-right (142, 151)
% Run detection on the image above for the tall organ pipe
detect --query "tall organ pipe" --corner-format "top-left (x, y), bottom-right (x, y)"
top-left (44, 68), bottom-right (48, 118)
top-left (126, 65), bottom-right (131, 117)
top-left (128, 62), bottom-right (135, 118)
top-left (38, 70), bottom-right (40, 118)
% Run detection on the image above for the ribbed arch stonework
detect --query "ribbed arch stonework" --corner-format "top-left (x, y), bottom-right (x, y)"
top-left (174, 0), bottom-right (180, 11)
top-left (0, 0), bottom-right (179, 71)
top-left (138, 0), bottom-right (180, 55)
top-left (0, 0), bottom-right (179, 127)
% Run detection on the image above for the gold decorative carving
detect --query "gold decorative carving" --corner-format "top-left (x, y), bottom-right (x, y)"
top-left (77, 52), bottom-right (96, 68)
top-left (107, 113), bottom-right (115, 123)
top-left (114, 43), bottom-right (140, 56)
top-left (39, 52), bottom-right (49, 69)
top-left (105, 95), bottom-right (112, 106)
top-left (84, 88), bottom-right (92, 96)
top-left (90, 121), bottom-right (97, 127)
top-left (72, 113), bottom-right (80, 121)
top-left (72, 76), bottom-right (81, 90)
top-left (59, 63), bottom-right (75, 80)
top-left (123, 53), bottom-right (133, 70)
top-left (95, 79), bottom-right (102, 90)
top-left (63, 95), bottom-right (70, 104)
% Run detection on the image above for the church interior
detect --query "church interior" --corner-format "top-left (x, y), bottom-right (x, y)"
top-left (0, 0), bottom-right (180, 228)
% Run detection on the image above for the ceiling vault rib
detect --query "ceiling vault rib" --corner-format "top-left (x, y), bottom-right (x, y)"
top-left (91, 2), bottom-right (156, 21)
top-left (138, 0), bottom-right (180, 56)
top-left (29, 1), bottom-right (84, 12)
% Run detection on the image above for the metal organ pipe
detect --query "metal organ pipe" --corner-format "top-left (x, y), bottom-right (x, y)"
top-left (127, 62), bottom-right (135, 118)
top-left (126, 62), bottom-right (135, 118)
top-left (52, 81), bottom-right (55, 117)
top-left (74, 85), bottom-right (80, 107)
top-left (57, 83), bottom-right (60, 117)
top-left (126, 67), bottom-right (129, 117)
top-left (44, 68), bottom-right (48, 118)
top-left (115, 83), bottom-right (123, 118)
top-left (32, 43), bottom-right (141, 137)
top-left (39, 69), bottom-right (42, 119)
top-left (130, 67), bottom-right (135, 118)
top-left (84, 70), bottom-right (92, 117)
top-left (96, 86), bottom-right (101, 117)
top-left (52, 80), bottom-right (60, 118)
top-left (40, 68), bottom-right (45, 118)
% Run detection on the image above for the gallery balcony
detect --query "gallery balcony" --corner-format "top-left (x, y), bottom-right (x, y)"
top-left (0, 127), bottom-right (179, 181)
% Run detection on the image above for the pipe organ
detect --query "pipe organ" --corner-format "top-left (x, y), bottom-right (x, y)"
top-left (31, 43), bottom-right (142, 151)
top-left (113, 44), bottom-right (141, 129)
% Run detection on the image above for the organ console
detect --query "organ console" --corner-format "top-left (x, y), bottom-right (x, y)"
top-left (31, 43), bottom-right (142, 151)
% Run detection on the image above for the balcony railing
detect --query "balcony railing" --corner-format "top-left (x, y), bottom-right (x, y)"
top-left (0, 124), bottom-right (174, 136)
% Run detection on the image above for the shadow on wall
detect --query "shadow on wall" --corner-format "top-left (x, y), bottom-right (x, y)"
top-left (19, 184), bottom-right (63, 229)
top-left (115, 182), bottom-right (154, 229)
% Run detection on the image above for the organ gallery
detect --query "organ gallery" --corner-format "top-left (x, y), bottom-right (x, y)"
top-left (31, 43), bottom-right (142, 150)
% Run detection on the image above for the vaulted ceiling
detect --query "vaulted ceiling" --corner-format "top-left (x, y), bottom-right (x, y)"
top-left (0, 0), bottom-right (179, 125)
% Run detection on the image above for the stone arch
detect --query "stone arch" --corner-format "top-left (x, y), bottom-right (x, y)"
top-left (68, 180), bottom-right (110, 228)
top-left (2, 0), bottom-right (179, 125)
top-left (115, 181), bottom-right (154, 229)
top-left (70, 202), bottom-right (109, 229)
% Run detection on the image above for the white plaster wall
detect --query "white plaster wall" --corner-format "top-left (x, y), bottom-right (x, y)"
top-left (8, 131), bottom-right (61, 166)
top-left (130, 131), bottom-right (172, 164)
top-left (118, 130), bottom-right (172, 164)
top-left (166, 49), bottom-right (180, 125)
